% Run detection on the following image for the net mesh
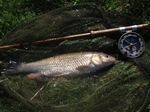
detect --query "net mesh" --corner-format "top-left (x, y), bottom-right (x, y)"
top-left (0, 3), bottom-right (150, 112)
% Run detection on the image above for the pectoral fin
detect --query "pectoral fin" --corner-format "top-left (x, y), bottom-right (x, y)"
top-left (53, 74), bottom-right (65, 78)
top-left (27, 73), bottom-right (43, 79)
top-left (76, 65), bottom-right (91, 70)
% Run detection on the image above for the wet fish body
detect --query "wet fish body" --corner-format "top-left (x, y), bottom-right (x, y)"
top-left (1, 52), bottom-right (115, 79)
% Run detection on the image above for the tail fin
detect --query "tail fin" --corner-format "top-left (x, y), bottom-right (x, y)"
top-left (1, 54), bottom-right (22, 75)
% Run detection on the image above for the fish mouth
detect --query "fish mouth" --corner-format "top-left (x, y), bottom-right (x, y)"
top-left (105, 56), bottom-right (116, 65)
top-left (111, 57), bottom-right (116, 62)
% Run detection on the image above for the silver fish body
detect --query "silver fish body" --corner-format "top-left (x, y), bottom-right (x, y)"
top-left (1, 52), bottom-right (115, 79)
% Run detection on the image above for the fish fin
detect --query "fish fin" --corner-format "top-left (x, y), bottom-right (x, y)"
top-left (9, 54), bottom-right (22, 63)
top-left (28, 73), bottom-right (43, 79)
top-left (28, 73), bottom-right (66, 79)
top-left (1, 54), bottom-right (23, 75)
top-left (76, 65), bottom-right (91, 70)
top-left (53, 73), bottom-right (65, 78)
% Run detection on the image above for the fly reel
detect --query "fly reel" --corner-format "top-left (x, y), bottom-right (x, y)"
top-left (118, 32), bottom-right (145, 58)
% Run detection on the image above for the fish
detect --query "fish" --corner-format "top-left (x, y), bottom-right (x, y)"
top-left (1, 52), bottom-right (115, 79)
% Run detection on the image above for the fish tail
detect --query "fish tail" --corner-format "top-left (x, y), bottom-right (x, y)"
top-left (1, 54), bottom-right (22, 75)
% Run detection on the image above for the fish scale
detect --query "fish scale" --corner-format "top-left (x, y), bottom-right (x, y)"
top-left (1, 52), bottom-right (116, 79)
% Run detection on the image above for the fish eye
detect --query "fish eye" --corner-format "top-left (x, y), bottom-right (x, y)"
top-left (105, 55), bottom-right (109, 58)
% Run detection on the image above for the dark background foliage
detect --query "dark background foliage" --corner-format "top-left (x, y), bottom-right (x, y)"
top-left (0, 0), bottom-right (149, 38)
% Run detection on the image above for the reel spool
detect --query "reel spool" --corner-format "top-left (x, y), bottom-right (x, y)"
top-left (118, 32), bottom-right (145, 58)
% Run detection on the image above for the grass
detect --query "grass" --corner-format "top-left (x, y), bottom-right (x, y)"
top-left (0, 0), bottom-right (36, 38)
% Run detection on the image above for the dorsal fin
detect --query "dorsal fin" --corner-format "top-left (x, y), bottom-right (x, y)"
top-left (8, 54), bottom-right (22, 65)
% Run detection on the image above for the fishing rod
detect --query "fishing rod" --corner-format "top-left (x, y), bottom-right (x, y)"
top-left (0, 24), bottom-right (150, 58)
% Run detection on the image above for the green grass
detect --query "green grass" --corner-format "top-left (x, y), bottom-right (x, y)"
top-left (0, 0), bottom-right (150, 38)
top-left (0, 0), bottom-right (36, 38)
